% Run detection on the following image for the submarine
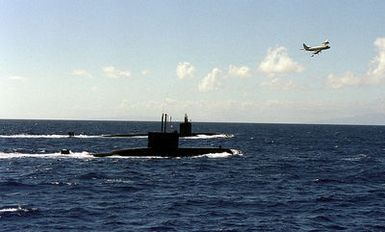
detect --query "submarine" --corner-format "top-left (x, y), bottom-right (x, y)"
top-left (103, 114), bottom-right (224, 138)
top-left (93, 113), bottom-right (234, 158)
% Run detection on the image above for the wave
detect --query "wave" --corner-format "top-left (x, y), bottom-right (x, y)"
top-left (0, 149), bottom-right (242, 160)
top-left (182, 134), bottom-right (234, 139)
top-left (0, 133), bottom-right (233, 140)
top-left (108, 134), bottom-right (233, 139)
top-left (0, 151), bottom-right (93, 159)
top-left (0, 206), bottom-right (26, 213)
top-left (193, 149), bottom-right (242, 158)
top-left (341, 153), bottom-right (371, 162)
top-left (104, 149), bottom-right (242, 159)
top-left (105, 155), bottom-right (172, 159)
top-left (0, 134), bottom-right (103, 139)
top-left (0, 205), bottom-right (39, 218)
top-left (104, 135), bottom-right (148, 139)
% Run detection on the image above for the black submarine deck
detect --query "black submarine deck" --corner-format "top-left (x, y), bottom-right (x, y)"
top-left (93, 147), bottom-right (233, 158)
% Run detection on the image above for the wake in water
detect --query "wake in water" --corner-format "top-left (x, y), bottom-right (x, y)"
top-left (106, 149), bottom-right (242, 159)
top-left (0, 151), bottom-right (93, 159)
top-left (0, 133), bottom-right (232, 139)
top-left (0, 149), bottom-right (242, 159)
top-left (193, 149), bottom-right (242, 158)
top-left (182, 134), bottom-right (234, 139)
top-left (0, 134), bottom-right (103, 139)
top-left (0, 205), bottom-right (39, 218)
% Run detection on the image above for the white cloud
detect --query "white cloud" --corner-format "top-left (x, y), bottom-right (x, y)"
top-left (260, 78), bottom-right (297, 90)
top-left (103, 66), bottom-right (131, 79)
top-left (258, 46), bottom-right (304, 77)
top-left (90, 86), bottom-right (99, 92)
top-left (141, 70), bottom-right (150, 76)
top-left (8, 75), bottom-right (26, 81)
top-left (198, 68), bottom-right (222, 92)
top-left (365, 37), bottom-right (385, 84)
top-left (327, 37), bottom-right (385, 88)
top-left (72, 69), bottom-right (92, 78)
top-left (327, 72), bottom-right (361, 89)
top-left (176, 62), bottom-right (195, 79)
top-left (228, 64), bottom-right (252, 78)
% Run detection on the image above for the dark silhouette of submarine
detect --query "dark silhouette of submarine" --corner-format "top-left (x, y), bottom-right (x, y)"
top-left (93, 114), bottom-right (234, 157)
top-left (102, 114), bottom-right (221, 138)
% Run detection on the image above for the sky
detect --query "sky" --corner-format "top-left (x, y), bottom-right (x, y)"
top-left (1, 0), bottom-right (385, 124)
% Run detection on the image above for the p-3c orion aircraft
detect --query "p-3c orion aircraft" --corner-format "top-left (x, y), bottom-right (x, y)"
top-left (302, 40), bottom-right (330, 57)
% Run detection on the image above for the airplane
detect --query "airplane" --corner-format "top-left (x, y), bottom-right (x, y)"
top-left (302, 40), bottom-right (330, 57)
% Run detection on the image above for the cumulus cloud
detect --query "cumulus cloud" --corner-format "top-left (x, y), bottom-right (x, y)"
top-left (176, 62), bottom-right (195, 79)
top-left (8, 75), bottom-right (26, 81)
top-left (228, 64), bottom-right (252, 78)
top-left (327, 37), bottom-right (385, 88)
top-left (327, 72), bottom-right (361, 89)
top-left (103, 66), bottom-right (131, 79)
top-left (72, 69), bottom-right (92, 78)
top-left (260, 78), bottom-right (297, 90)
top-left (365, 37), bottom-right (385, 84)
top-left (141, 70), bottom-right (150, 76)
top-left (198, 68), bottom-right (222, 92)
top-left (258, 46), bottom-right (304, 77)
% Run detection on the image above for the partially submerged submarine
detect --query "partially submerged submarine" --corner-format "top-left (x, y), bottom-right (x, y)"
top-left (103, 114), bottom-right (223, 138)
top-left (93, 114), bottom-right (234, 158)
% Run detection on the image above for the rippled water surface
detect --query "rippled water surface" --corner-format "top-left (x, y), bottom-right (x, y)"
top-left (1, 120), bottom-right (385, 231)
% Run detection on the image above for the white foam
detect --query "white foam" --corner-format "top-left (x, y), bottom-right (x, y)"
top-left (0, 207), bottom-right (20, 213)
top-left (104, 135), bottom-right (148, 139)
top-left (0, 134), bottom-right (66, 139)
top-left (103, 150), bottom-right (242, 159)
top-left (0, 134), bottom-right (103, 139)
top-left (182, 134), bottom-right (234, 139)
top-left (0, 134), bottom-right (234, 140)
top-left (342, 153), bottom-right (368, 162)
top-left (0, 151), bottom-right (94, 159)
top-left (193, 149), bottom-right (242, 158)
top-left (105, 155), bottom-right (171, 159)
top-left (0, 150), bottom-right (242, 159)
top-left (70, 135), bottom-right (103, 139)
top-left (0, 205), bottom-right (29, 213)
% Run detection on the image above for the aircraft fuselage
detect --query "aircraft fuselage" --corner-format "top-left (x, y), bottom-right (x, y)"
top-left (305, 45), bottom-right (330, 51)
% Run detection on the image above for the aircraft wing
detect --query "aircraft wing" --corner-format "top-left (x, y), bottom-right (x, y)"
top-left (313, 50), bottom-right (321, 55)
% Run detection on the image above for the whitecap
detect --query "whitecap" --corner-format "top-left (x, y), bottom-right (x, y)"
top-left (105, 155), bottom-right (171, 159)
top-left (341, 153), bottom-right (368, 162)
top-left (182, 134), bottom-right (234, 140)
top-left (0, 134), bottom-right (68, 139)
top-left (0, 207), bottom-right (22, 213)
top-left (193, 149), bottom-right (242, 158)
top-left (0, 134), bottom-right (103, 139)
top-left (0, 151), bottom-right (94, 159)
top-left (0, 205), bottom-right (36, 214)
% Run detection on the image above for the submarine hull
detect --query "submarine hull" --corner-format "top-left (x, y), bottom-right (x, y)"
top-left (93, 115), bottom-right (235, 158)
top-left (93, 147), bottom-right (233, 158)
top-left (103, 132), bottom-right (221, 138)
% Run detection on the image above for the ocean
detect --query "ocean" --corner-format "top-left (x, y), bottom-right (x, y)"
top-left (1, 120), bottom-right (385, 231)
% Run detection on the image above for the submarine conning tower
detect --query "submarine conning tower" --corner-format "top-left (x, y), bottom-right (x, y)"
top-left (148, 113), bottom-right (179, 152)
top-left (179, 114), bottom-right (192, 137)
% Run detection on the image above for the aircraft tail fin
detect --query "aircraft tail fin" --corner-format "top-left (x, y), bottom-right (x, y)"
top-left (303, 43), bottom-right (310, 50)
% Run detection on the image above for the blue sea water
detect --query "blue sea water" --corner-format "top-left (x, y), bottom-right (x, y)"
top-left (1, 120), bottom-right (385, 231)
